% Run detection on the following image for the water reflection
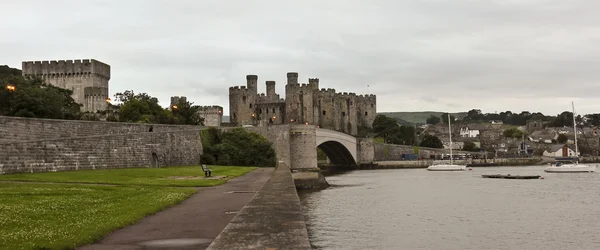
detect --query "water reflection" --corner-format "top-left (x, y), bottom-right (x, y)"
top-left (299, 166), bottom-right (600, 250)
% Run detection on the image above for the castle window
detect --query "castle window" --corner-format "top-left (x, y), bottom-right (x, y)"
top-left (233, 113), bottom-right (236, 119)
top-left (272, 108), bottom-right (275, 113)
top-left (249, 103), bottom-right (252, 108)
top-left (259, 109), bottom-right (262, 114)
top-left (266, 109), bottom-right (269, 114)
top-left (342, 112), bottom-right (346, 117)
top-left (365, 112), bottom-right (368, 116)
top-left (350, 101), bottom-right (353, 106)
top-left (243, 96), bottom-right (247, 102)
top-left (371, 104), bottom-right (374, 108)
top-left (323, 110), bottom-right (326, 115)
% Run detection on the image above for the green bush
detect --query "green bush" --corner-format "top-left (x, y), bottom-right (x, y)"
top-left (200, 128), bottom-right (276, 167)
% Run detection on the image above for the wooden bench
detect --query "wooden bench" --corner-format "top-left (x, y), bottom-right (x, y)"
top-left (201, 164), bottom-right (212, 177)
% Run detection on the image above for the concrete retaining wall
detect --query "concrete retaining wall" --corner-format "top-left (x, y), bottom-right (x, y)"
top-left (0, 116), bottom-right (201, 143)
top-left (207, 162), bottom-right (311, 250)
top-left (0, 130), bottom-right (203, 174)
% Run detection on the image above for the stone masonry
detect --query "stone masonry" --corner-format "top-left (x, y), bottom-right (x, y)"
top-left (170, 96), bottom-right (223, 127)
top-left (0, 129), bottom-right (202, 174)
top-left (0, 116), bottom-right (201, 144)
top-left (21, 59), bottom-right (111, 113)
top-left (228, 72), bottom-right (377, 136)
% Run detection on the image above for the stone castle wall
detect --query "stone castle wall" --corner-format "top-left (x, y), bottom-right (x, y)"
top-left (373, 142), bottom-right (473, 161)
top-left (0, 129), bottom-right (202, 174)
top-left (198, 106), bottom-right (223, 127)
top-left (0, 116), bottom-right (200, 144)
top-left (21, 59), bottom-right (111, 113)
top-left (229, 72), bottom-right (377, 136)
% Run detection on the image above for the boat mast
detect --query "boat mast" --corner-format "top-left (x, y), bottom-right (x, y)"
top-left (572, 101), bottom-right (579, 163)
top-left (448, 113), bottom-right (453, 165)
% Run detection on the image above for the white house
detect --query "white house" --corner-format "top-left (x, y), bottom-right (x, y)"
top-left (459, 124), bottom-right (488, 138)
top-left (543, 144), bottom-right (579, 157)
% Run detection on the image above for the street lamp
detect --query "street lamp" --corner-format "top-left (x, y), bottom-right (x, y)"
top-left (172, 105), bottom-right (178, 110)
top-left (105, 97), bottom-right (111, 103)
top-left (5, 85), bottom-right (16, 91)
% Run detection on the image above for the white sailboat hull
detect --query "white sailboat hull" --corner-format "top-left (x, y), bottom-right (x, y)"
top-left (427, 164), bottom-right (466, 171)
top-left (544, 164), bottom-right (596, 173)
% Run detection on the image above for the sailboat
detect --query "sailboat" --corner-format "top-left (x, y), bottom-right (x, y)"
top-left (544, 102), bottom-right (596, 173)
top-left (427, 114), bottom-right (466, 171)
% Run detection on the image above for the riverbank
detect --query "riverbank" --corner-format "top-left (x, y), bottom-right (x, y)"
top-left (333, 158), bottom-right (545, 170)
top-left (207, 162), bottom-right (312, 250)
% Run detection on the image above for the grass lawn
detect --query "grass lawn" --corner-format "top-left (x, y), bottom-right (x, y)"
top-left (0, 182), bottom-right (197, 250)
top-left (0, 165), bottom-right (257, 187)
top-left (0, 165), bottom-right (259, 249)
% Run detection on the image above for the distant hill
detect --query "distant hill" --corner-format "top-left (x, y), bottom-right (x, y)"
top-left (378, 111), bottom-right (467, 125)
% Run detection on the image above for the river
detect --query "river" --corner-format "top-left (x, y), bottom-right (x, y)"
top-left (298, 166), bottom-right (600, 250)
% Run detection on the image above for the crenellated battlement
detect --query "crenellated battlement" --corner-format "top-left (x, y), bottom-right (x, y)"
top-left (21, 58), bottom-right (111, 113)
top-left (83, 87), bottom-right (108, 97)
top-left (229, 72), bottom-right (376, 132)
top-left (22, 59), bottom-right (110, 79)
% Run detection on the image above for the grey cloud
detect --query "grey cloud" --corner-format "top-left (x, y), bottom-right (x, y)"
top-left (2, 0), bottom-right (600, 115)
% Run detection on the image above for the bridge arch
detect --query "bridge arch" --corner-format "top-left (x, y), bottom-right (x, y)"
top-left (315, 128), bottom-right (358, 166)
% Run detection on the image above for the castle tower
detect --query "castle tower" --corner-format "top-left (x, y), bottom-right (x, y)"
top-left (246, 75), bottom-right (258, 91)
top-left (266, 81), bottom-right (276, 98)
top-left (308, 78), bottom-right (319, 90)
top-left (229, 75), bottom-right (259, 126)
top-left (170, 96), bottom-right (187, 110)
top-left (21, 59), bottom-right (110, 113)
top-left (285, 72), bottom-right (301, 123)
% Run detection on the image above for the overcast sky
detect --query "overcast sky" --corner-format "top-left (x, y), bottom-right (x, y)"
top-left (2, 0), bottom-right (600, 115)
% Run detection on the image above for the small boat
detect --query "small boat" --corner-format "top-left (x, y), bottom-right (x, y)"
top-left (482, 174), bottom-right (541, 179)
top-left (544, 102), bottom-right (597, 173)
top-left (427, 114), bottom-right (466, 171)
top-left (427, 164), bottom-right (466, 171)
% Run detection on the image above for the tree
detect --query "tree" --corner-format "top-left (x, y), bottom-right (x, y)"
top-left (200, 128), bottom-right (276, 167)
top-left (503, 127), bottom-right (525, 138)
top-left (171, 99), bottom-right (205, 125)
top-left (372, 115), bottom-right (416, 145)
top-left (1, 66), bottom-right (81, 119)
top-left (420, 134), bottom-right (443, 148)
top-left (440, 113), bottom-right (455, 123)
top-left (462, 141), bottom-right (479, 152)
top-left (584, 113), bottom-right (600, 126)
top-left (114, 90), bottom-right (180, 124)
top-left (557, 134), bottom-right (568, 144)
top-left (426, 115), bottom-right (441, 125)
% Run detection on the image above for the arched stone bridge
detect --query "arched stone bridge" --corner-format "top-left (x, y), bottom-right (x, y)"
top-left (315, 128), bottom-right (359, 166)
top-left (232, 125), bottom-right (374, 172)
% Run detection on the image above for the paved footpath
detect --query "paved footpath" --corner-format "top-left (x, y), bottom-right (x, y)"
top-left (78, 167), bottom-right (274, 250)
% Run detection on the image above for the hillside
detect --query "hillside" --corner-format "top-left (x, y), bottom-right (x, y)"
top-left (378, 111), bottom-right (466, 125)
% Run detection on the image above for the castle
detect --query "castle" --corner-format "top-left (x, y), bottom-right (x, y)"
top-left (229, 72), bottom-right (377, 136)
top-left (21, 59), bottom-right (111, 113)
top-left (170, 96), bottom-right (223, 127)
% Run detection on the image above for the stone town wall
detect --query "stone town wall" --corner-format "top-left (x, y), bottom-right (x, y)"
top-left (0, 129), bottom-right (202, 174)
top-left (0, 116), bottom-right (200, 144)
top-left (374, 142), bottom-right (472, 161)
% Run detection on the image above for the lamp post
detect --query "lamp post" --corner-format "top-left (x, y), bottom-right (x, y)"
top-left (5, 84), bottom-right (16, 92)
